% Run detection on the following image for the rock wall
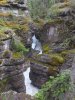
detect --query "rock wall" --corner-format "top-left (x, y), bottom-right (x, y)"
top-left (29, 2), bottom-right (75, 89)
top-left (29, 54), bottom-right (64, 88)
top-left (0, 33), bottom-right (26, 93)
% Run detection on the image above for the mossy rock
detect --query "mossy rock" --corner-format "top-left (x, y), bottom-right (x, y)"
top-left (42, 44), bottom-right (52, 54)
top-left (48, 2), bottom-right (70, 17)
top-left (34, 18), bottom-right (46, 29)
top-left (61, 49), bottom-right (75, 56)
top-left (0, 15), bottom-right (30, 33)
top-left (31, 53), bottom-right (64, 66)
top-left (0, 59), bottom-right (3, 65)
top-left (48, 66), bottom-right (59, 76)
top-left (49, 54), bottom-right (64, 65)
top-left (0, 26), bottom-right (10, 40)
top-left (11, 37), bottom-right (29, 53)
top-left (12, 52), bottom-right (23, 60)
top-left (0, 12), bottom-right (13, 17)
top-left (0, 41), bottom-right (4, 45)
top-left (0, 78), bottom-right (8, 93)
top-left (0, 0), bottom-right (8, 5)
top-left (3, 50), bottom-right (12, 58)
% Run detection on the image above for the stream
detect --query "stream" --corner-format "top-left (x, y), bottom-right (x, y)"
top-left (23, 35), bottom-right (42, 96)
top-left (4, 39), bottom-right (10, 50)
top-left (23, 68), bottom-right (39, 96)
top-left (31, 35), bottom-right (42, 54)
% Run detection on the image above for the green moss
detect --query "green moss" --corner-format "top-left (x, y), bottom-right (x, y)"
top-left (0, 0), bottom-right (8, 5)
top-left (30, 58), bottom-right (52, 68)
top-left (0, 41), bottom-right (4, 45)
top-left (0, 60), bottom-right (3, 65)
top-left (30, 53), bottom-right (64, 66)
top-left (34, 18), bottom-right (46, 29)
top-left (61, 49), bottom-right (75, 56)
top-left (3, 50), bottom-right (11, 58)
top-left (49, 54), bottom-right (64, 65)
top-left (0, 15), bottom-right (30, 33)
top-left (48, 2), bottom-right (69, 17)
top-left (42, 44), bottom-right (52, 54)
top-left (30, 58), bottom-right (58, 75)
top-left (12, 52), bottom-right (23, 59)
top-left (0, 26), bottom-right (10, 40)
top-left (0, 78), bottom-right (8, 93)
top-left (11, 37), bottom-right (29, 53)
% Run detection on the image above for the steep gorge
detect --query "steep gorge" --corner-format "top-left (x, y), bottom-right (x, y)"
top-left (0, 0), bottom-right (75, 100)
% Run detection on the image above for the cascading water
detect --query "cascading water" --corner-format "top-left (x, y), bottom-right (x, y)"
top-left (4, 40), bottom-right (10, 50)
top-left (23, 35), bottom-right (42, 96)
top-left (31, 35), bottom-right (42, 54)
top-left (23, 68), bottom-right (39, 96)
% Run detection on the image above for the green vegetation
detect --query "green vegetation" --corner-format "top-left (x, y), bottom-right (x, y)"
top-left (50, 54), bottom-right (64, 64)
top-left (47, 2), bottom-right (69, 17)
top-left (0, 78), bottom-right (8, 92)
top-left (35, 70), bottom-right (71, 100)
top-left (3, 50), bottom-right (11, 58)
top-left (11, 37), bottom-right (29, 54)
top-left (0, 15), bottom-right (30, 33)
top-left (0, 26), bottom-right (10, 39)
top-left (12, 52), bottom-right (23, 59)
top-left (0, 0), bottom-right (8, 5)
top-left (0, 60), bottom-right (3, 65)
top-left (27, 0), bottom-right (60, 19)
top-left (42, 44), bottom-right (52, 54)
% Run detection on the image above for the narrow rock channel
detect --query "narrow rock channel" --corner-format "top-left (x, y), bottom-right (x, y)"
top-left (23, 67), bottom-right (39, 96)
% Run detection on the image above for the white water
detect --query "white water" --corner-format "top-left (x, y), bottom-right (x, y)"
top-left (4, 40), bottom-right (10, 50)
top-left (31, 35), bottom-right (42, 54)
top-left (23, 35), bottom-right (42, 96)
top-left (23, 67), bottom-right (39, 96)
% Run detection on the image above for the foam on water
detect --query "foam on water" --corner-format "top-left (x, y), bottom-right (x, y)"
top-left (23, 67), bottom-right (39, 96)
top-left (31, 35), bottom-right (42, 54)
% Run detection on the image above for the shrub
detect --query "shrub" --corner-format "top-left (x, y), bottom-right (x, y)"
top-left (35, 70), bottom-right (71, 100)
top-left (11, 36), bottom-right (29, 54)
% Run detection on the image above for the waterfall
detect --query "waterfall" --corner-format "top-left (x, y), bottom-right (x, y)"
top-left (31, 35), bottom-right (42, 54)
top-left (23, 35), bottom-right (43, 96)
top-left (4, 40), bottom-right (10, 50)
top-left (23, 67), bottom-right (39, 96)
